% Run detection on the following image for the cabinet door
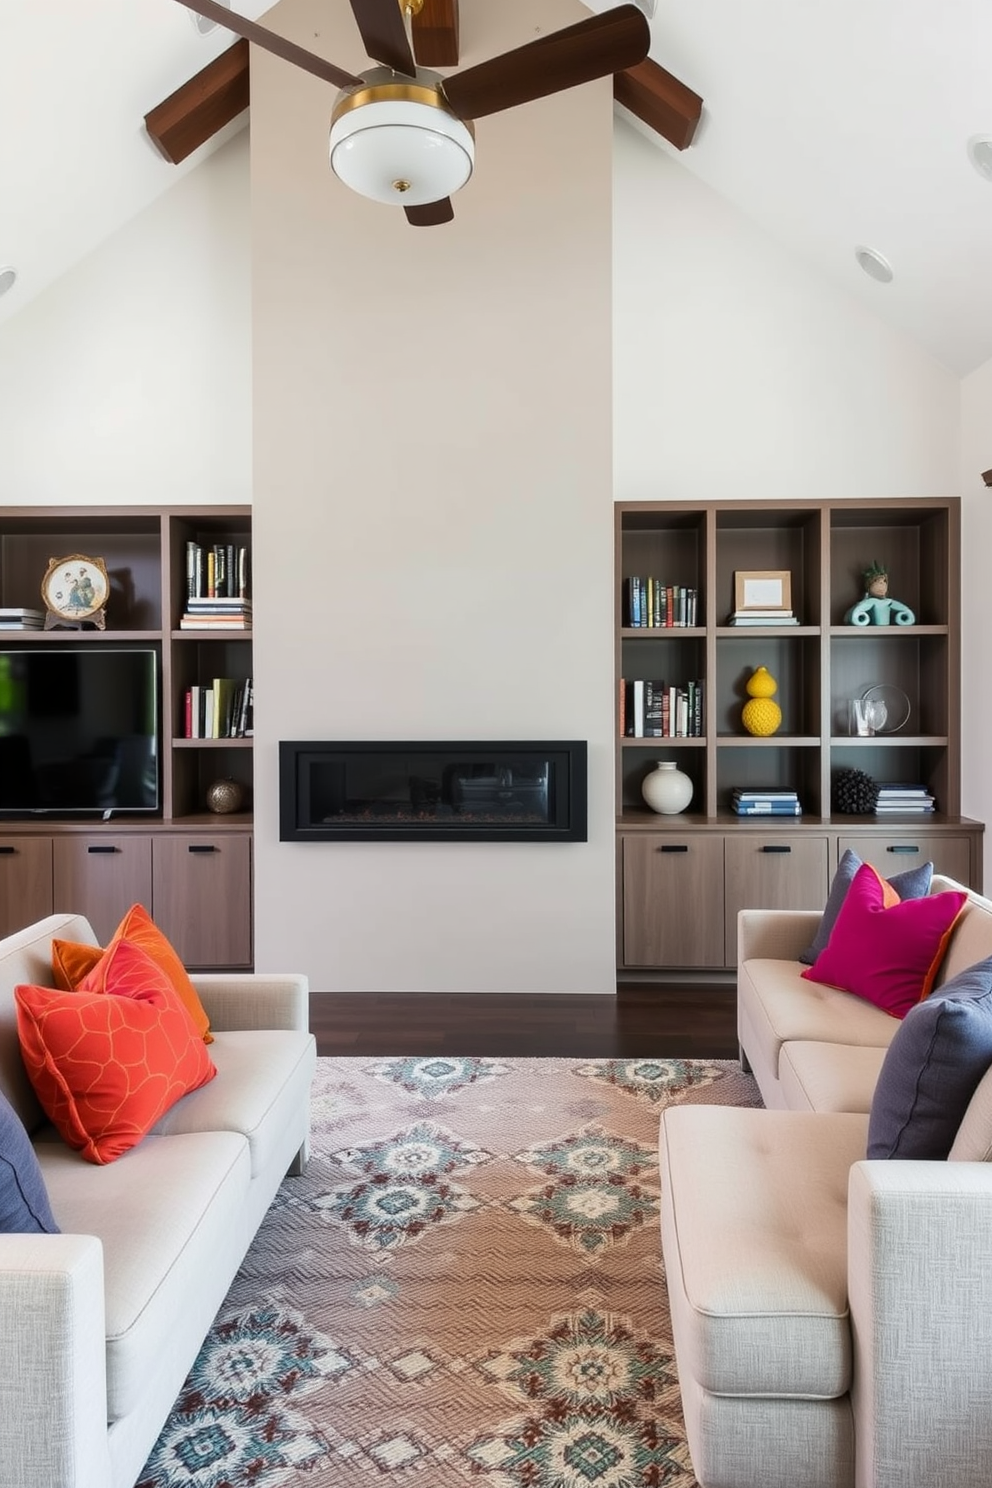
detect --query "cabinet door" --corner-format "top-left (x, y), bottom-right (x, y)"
top-left (0, 837), bottom-right (54, 937)
top-left (621, 833), bottom-right (725, 968)
top-left (837, 834), bottom-right (974, 889)
top-left (724, 834), bottom-right (830, 964)
top-left (53, 836), bottom-right (154, 944)
top-left (152, 833), bottom-right (252, 969)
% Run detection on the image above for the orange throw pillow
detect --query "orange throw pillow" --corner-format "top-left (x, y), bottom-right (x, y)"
top-left (52, 903), bottom-right (212, 1043)
top-left (15, 940), bottom-right (216, 1165)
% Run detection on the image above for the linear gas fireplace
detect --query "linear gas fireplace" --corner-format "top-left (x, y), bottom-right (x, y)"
top-left (279, 740), bottom-right (587, 842)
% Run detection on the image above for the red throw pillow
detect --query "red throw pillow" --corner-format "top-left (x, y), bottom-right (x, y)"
top-left (801, 862), bottom-right (967, 1018)
top-left (52, 903), bottom-right (212, 1043)
top-left (15, 940), bottom-right (216, 1165)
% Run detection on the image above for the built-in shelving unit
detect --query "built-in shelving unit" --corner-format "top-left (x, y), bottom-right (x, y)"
top-left (0, 505), bottom-right (253, 966)
top-left (615, 498), bottom-right (983, 972)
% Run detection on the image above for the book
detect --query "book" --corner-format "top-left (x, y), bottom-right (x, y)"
top-left (732, 789), bottom-right (799, 802)
top-left (729, 607), bottom-right (795, 619)
top-left (728, 615), bottom-right (799, 626)
top-left (733, 803), bottom-right (803, 815)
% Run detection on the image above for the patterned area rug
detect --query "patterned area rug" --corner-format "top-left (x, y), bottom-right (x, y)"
top-left (139, 1056), bottom-right (761, 1488)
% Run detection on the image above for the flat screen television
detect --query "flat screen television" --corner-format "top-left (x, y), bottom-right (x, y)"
top-left (0, 648), bottom-right (160, 817)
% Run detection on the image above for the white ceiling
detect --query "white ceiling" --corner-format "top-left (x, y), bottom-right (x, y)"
top-left (2, 0), bottom-right (992, 375)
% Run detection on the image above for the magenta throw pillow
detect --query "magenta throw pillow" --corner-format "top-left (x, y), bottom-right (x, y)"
top-left (801, 863), bottom-right (967, 1018)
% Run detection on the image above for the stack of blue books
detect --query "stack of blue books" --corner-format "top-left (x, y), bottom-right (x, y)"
top-left (732, 788), bottom-right (802, 816)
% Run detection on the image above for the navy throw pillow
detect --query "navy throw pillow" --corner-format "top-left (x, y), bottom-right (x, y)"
top-left (0, 1088), bottom-right (59, 1234)
top-left (867, 956), bottom-right (992, 1160)
top-left (799, 848), bottom-right (933, 965)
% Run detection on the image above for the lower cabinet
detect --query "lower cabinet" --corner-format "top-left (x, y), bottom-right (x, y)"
top-left (621, 834), bottom-right (725, 967)
top-left (619, 821), bottom-right (984, 972)
top-left (0, 836), bottom-right (55, 938)
top-left (0, 827), bottom-right (252, 969)
top-left (151, 833), bottom-right (253, 970)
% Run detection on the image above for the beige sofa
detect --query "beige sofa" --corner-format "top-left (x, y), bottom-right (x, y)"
top-left (660, 875), bottom-right (992, 1488)
top-left (0, 913), bottom-right (317, 1488)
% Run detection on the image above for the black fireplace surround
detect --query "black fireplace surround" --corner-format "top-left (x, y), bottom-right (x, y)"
top-left (279, 741), bottom-right (587, 842)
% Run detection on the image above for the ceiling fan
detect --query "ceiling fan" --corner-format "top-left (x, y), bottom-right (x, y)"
top-left (167, 0), bottom-right (652, 225)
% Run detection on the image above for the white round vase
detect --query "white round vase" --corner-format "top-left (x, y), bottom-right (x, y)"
top-left (641, 760), bottom-right (693, 815)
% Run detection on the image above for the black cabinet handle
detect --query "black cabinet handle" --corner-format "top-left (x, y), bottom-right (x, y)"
top-left (188, 844), bottom-right (218, 854)
top-left (87, 845), bottom-right (119, 854)
top-left (0, 845), bottom-right (15, 855)
top-left (659, 844), bottom-right (689, 853)
top-left (887, 845), bottom-right (919, 854)
top-left (761, 845), bottom-right (791, 853)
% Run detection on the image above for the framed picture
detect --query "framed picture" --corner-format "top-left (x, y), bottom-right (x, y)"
top-left (734, 569), bottom-right (792, 612)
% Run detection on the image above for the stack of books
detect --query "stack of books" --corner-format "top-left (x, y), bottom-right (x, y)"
top-left (732, 788), bottom-right (802, 816)
top-left (184, 677), bottom-right (253, 738)
top-left (624, 578), bottom-right (699, 628)
top-left (180, 597), bottom-right (252, 630)
top-left (727, 608), bottom-right (799, 627)
top-left (0, 607), bottom-right (44, 630)
top-left (874, 784), bottom-right (935, 814)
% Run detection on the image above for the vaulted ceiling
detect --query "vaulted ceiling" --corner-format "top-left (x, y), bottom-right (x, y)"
top-left (3, 0), bottom-right (992, 375)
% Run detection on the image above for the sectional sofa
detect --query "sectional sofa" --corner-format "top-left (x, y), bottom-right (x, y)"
top-left (660, 872), bottom-right (992, 1488)
top-left (0, 912), bottom-right (317, 1488)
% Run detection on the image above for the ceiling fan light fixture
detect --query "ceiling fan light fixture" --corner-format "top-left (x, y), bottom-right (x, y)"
top-left (330, 79), bottom-right (474, 208)
top-left (854, 245), bottom-right (894, 284)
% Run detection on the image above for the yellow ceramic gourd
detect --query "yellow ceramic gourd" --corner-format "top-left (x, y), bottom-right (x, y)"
top-left (742, 666), bottom-right (782, 737)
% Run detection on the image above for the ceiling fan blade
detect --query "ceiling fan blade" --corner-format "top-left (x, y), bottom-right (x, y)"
top-left (172, 0), bottom-right (363, 91)
top-left (350, 0), bottom-right (418, 77)
top-left (405, 198), bottom-right (455, 226)
top-left (442, 3), bottom-right (649, 122)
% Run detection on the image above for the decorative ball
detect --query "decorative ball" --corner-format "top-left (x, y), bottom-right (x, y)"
top-left (206, 778), bottom-right (246, 815)
top-left (832, 768), bottom-right (878, 815)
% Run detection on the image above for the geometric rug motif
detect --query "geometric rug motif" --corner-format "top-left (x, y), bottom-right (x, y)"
top-left (139, 1056), bottom-right (762, 1488)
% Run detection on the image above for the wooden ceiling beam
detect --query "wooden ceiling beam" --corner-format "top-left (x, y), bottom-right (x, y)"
top-left (614, 57), bottom-right (702, 151)
top-left (411, 0), bottom-right (460, 68)
top-left (144, 39), bottom-right (250, 165)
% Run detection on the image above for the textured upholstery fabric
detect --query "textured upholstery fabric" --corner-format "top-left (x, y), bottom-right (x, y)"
top-left (0, 1086), bottom-right (59, 1232)
top-left (801, 865), bottom-right (966, 1018)
top-left (660, 1105), bottom-right (868, 1397)
top-left (53, 902), bottom-right (213, 1043)
top-left (950, 1061), bottom-right (992, 1161)
top-left (37, 1130), bottom-right (250, 1422)
top-left (778, 1042), bottom-right (886, 1115)
top-left (16, 942), bottom-right (216, 1164)
top-left (867, 956), bottom-right (992, 1159)
top-left (799, 849), bottom-right (933, 966)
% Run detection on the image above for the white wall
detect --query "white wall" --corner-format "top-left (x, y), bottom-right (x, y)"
top-left (959, 355), bottom-right (992, 880)
top-left (0, 133), bottom-right (250, 507)
top-left (2, 57), bottom-right (988, 980)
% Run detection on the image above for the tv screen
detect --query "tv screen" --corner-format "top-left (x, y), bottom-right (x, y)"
top-left (0, 648), bottom-right (159, 816)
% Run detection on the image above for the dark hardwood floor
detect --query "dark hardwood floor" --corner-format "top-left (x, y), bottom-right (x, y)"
top-left (309, 983), bottom-right (738, 1058)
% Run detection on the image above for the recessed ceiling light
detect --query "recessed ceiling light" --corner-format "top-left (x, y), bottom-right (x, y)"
top-left (0, 267), bottom-right (16, 298)
top-left (190, 0), bottom-right (230, 35)
top-left (854, 245), bottom-right (894, 284)
top-left (967, 134), bottom-right (992, 182)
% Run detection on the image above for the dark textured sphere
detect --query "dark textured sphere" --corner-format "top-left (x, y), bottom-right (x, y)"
top-left (206, 778), bottom-right (246, 814)
top-left (832, 768), bottom-right (878, 815)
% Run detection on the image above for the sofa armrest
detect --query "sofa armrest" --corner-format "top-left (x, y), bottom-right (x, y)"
top-left (737, 908), bottom-right (821, 966)
top-left (189, 973), bottom-right (310, 1033)
top-left (848, 1159), bottom-right (992, 1488)
top-left (0, 1234), bottom-right (111, 1488)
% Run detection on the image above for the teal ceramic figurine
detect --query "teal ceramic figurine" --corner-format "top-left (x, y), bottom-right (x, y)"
top-left (844, 559), bottom-right (915, 627)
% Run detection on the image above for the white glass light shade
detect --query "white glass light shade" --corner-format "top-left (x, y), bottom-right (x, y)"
top-left (329, 96), bottom-right (474, 208)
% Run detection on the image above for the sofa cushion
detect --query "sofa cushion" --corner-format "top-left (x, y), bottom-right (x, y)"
top-left (37, 1129), bottom-right (251, 1422)
top-left (949, 1062), bottom-right (992, 1161)
top-left (868, 956), bottom-right (992, 1159)
top-left (0, 1086), bottom-right (59, 1233)
top-left (660, 1106), bottom-right (869, 1397)
top-left (799, 848), bottom-right (934, 966)
top-left (802, 865), bottom-right (966, 1018)
top-left (52, 902), bottom-right (213, 1043)
top-left (778, 1042), bottom-right (887, 1114)
top-left (15, 942), bottom-right (216, 1164)
top-left (148, 1029), bottom-right (316, 1178)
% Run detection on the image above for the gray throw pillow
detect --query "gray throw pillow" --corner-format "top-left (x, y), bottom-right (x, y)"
top-left (0, 1088), bottom-right (59, 1234)
top-left (799, 847), bottom-right (934, 965)
top-left (867, 956), bottom-right (992, 1160)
